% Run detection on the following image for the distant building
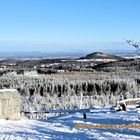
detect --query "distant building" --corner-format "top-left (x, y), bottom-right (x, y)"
top-left (24, 70), bottom-right (38, 76)
top-left (57, 69), bottom-right (65, 73)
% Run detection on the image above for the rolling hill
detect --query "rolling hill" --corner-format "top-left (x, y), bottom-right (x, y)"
top-left (80, 52), bottom-right (123, 60)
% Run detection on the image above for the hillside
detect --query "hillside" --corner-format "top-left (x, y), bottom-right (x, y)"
top-left (0, 59), bottom-right (63, 66)
top-left (80, 52), bottom-right (123, 60)
top-left (93, 58), bottom-right (140, 72)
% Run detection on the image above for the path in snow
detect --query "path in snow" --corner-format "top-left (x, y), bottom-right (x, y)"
top-left (0, 109), bottom-right (140, 140)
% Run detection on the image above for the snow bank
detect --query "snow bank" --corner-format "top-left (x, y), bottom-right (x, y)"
top-left (0, 109), bottom-right (140, 139)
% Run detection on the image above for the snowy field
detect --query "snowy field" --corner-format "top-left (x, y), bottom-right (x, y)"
top-left (0, 108), bottom-right (140, 140)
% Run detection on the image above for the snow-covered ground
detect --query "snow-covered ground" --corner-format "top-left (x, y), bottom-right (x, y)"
top-left (0, 108), bottom-right (140, 140)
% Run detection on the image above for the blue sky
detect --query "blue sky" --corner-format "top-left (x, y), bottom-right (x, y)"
top-left (0, 0), bottom-right (139, 52)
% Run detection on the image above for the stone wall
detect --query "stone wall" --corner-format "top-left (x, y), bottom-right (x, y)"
top-left (0, 89), bottom-right (20, 120)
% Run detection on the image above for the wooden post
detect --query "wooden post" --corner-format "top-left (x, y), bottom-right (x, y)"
top-left (83, 112), bottom-right (87, 119)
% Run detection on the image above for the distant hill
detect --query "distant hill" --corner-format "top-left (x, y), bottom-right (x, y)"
top-left (80, 52), bottom-right (123, 60)
top-left (0, 58), bottom-right (64, 67)
top-left (93, 58), bottom-right (140, 72)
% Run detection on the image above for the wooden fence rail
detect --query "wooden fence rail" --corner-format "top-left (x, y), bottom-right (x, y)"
top-left (116, 98), bottom-right (140, 111)
top-left (21, 108), bottom-right (91, 119)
